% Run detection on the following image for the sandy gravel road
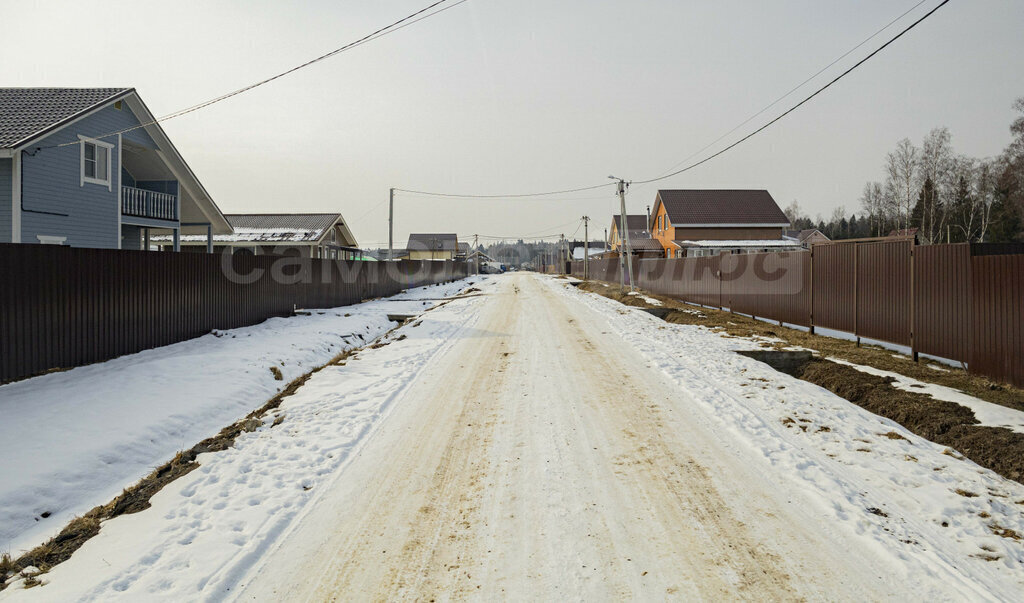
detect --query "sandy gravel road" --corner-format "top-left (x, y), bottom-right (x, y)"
top-left (236, 273), bottom-right (912, 601)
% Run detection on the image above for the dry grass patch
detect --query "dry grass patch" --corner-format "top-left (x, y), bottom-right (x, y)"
top-left (881, 431), bottom-right (910, 441)
top-left (989, 524), bottom-right (1022, 541)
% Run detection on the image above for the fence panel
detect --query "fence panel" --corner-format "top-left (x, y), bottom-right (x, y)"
top-left (723, 252), bottom-right (810, 326)
top-left (812, 243), bottom-right (856, 334)
top-left (914, 244), bottom-right (970, 363)
top-left (969, 252), bottom-right (1024, 387)
top-left (0, 244), bottom-right (467, 383)
top-left (857, 240), bottom-right (912, 346)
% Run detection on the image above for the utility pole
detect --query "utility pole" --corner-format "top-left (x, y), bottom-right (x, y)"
top-left (559, 234), bottom-right (565, 275)
top-left (388, 187), bottom-right (394, 261)
top-left (610, 176), bottom-right (635, 291)
top-left (583, 215), bottom-right (590, 280)
top-left (473, 234), bottom-right (479, 274)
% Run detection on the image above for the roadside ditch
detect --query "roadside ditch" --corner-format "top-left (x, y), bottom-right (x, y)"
top-left (574, 280), bottom-right (1024, 489)
top-left (0, 288), bottom-right (476, 590)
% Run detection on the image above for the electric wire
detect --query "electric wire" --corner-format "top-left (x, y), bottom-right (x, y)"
top-left (633, 0), bottom-right (950, 185)
top-left (396, 0), bottom-right (949, 197)
top-left (45, 0), bottom-right (468, 149)
top-left (650, 0), bottom-right (931, 179)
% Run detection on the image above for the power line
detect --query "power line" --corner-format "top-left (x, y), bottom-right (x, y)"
top-left (634, 0), bottom-right (950, 185)
top-left (393, 182), bottom-right (614, 199)
top-left (46, 0), bottom-right (469, 148)
top-left (396, 0), bottom-right (948, 198)
top-left (650, 0), bottom-right (931, 180)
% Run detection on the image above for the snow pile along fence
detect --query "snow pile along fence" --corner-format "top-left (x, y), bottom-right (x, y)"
top-left (0, 244), bottom-right (470, 383)
top-left (571, 241), bottom-right (1024, 388)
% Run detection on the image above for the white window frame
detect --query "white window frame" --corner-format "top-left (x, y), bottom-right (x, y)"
top-left (36, 235), bottom-right (67, 245)
top-left (79, 135), bottom-right (114, 190)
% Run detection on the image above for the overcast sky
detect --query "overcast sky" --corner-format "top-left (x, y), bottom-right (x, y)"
top-left (4, 0), bottom-right (1022, 246)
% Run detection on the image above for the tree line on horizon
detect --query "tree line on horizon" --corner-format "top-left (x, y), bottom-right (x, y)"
top-left (786, 96), bottom-right (1024, 244)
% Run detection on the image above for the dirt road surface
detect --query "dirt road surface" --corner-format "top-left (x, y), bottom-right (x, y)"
top-left (235, 274), bottom-right (913, 600)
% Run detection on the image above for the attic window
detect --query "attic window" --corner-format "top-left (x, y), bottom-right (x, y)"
top-left (79, 135), bottom-right (113, 190)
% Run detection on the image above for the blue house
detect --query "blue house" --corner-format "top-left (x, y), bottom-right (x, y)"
top-left (0, 88), bottom-right (231, 250)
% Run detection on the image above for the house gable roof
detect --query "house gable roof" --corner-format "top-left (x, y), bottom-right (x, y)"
top-left (154, 213), bottom-right (359, 245)
top-left (655, 190), bottom-right (790, 227)
top-left (224, 213), bottom-right (347, 243)
top-left (612, 214), bottom-right (649, 233)
top-left (0, 87), bottom-right (133, 149)
top-left (407, 233), bottom-right (458, 251)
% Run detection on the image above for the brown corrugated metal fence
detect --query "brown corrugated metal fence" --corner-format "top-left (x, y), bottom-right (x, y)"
top-left (0, 244), bottom-right (468, 383)
top-left (570, 242), bottom-right (1024, 388)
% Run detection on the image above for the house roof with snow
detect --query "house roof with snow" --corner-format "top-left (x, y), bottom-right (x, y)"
top-left (154, 213), bottom-right (357, 246)
top-left (572, 247), bottom-right (605, 260)
top-left (653, 190), bottom-right (790, 228)
top-left (407, 233), bottom-right (458, 251)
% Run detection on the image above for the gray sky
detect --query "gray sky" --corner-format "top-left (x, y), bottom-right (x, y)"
top-left (4, 0), bottom-right (1022, 246)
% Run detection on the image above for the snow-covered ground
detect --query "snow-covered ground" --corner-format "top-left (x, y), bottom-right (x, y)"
top-left (0, 277), bottom-right (484, 559)
top-left (1, 276), bottom-right (500, 599)
top-left (554, 278), bottom-right (1024, 599)
top-left (3, 273), bottom-right (1023, 600)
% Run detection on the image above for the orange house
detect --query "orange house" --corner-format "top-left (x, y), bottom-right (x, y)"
top-left (649, 190), bottom-right (791, 258)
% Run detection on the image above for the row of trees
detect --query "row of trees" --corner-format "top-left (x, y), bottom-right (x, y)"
top-left (785, 97), bottom-right (1024, 243)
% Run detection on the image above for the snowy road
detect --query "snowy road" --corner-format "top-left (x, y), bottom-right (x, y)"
top-left (234, 274), bottom-right (914, 600)
top-left (8, 273), bottom-right (1024, 600)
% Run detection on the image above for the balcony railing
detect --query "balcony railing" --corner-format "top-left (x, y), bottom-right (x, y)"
top-left (121, 186), bottom-right (178, 221)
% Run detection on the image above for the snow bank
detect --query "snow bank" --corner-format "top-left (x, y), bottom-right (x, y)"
top-left (554, 279), bottom-right (1024, 599)
top-left (0, 276), bottom-right (499, 599)
top-left (0, 277), bottom-right (485, 557)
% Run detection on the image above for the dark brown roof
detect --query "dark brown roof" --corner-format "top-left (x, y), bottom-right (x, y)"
top-left (407, 233), bottom-right (458, 251)
top-left (623, 238), bottom-right (664, 251)
top-left (0, 87), bottom-right (132, 148)
top-left (612, 214), bottom-right (649, 233)
top-left (656, 190), bottom-right (789, 227)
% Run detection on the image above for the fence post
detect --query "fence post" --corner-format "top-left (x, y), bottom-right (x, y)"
top-left (809, 246), bottom-right (815, 334)
top-left (854, 244), bottom-right (860, 347)
top-left (910, 240), bottom-right (918, 362)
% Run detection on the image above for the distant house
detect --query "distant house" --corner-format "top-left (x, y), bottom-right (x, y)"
top-left (154, 213), bottom-right (359, 259)
top-left (783, 228), bottom-right (830, 249)
top-left (406, 233), bottom-right (458, 260)
top-left (608, 214), bottom-right (663, 258)
top-left (570, 240), bottom-right (605, 261)
top-left (888, 227), bottom-right (919, 238)
top-left (649, 190), bottom-right (792, 258)
top-left (0, 87), bottom-right (231, 249)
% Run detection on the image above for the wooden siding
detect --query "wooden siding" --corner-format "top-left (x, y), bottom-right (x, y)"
top-left (18, 102), bottom-right (159, 249)
top-left (0, 158), bottom-right (11, 243)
